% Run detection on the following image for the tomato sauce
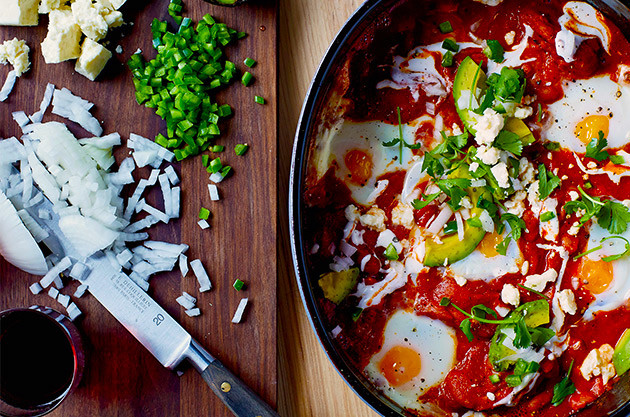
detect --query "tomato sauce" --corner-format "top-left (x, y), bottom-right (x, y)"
top-left (302, 0), bottom-right (630, 415)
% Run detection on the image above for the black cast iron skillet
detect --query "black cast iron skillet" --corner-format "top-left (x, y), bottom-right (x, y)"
top-left (289, 0), bottom-right (630, 416)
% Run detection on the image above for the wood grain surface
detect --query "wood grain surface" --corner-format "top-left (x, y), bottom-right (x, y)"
top-left (277, 0), bottom-right (381, 416)
top-left (0, 1), bottom-right (277, 416)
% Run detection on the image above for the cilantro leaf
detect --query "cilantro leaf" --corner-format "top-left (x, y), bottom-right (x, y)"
top-left (495, 213), bottom-right (526, 255)
top-left (486, 67), bottom-right (526, 103)
top-left (382, 138), bottom-right (400, 147)
top-left (444, 220), bottom-right (458, 235)
top-left (435, 178), bottom-right (472, 210)
top-left (585, 131), bottom-right (609, 161)
top-left (494, 130), bottom-right (523, 156)
top-left (552, 360), bottom-right (576, 406)
top-left (411, 192), bottom-right (440, 210)
top-left (538, 164), bottom-right (561, 199)
top-left (598, 200), bottom-right (630, 234)
top-left (471, 304), bottom-right (497, 319)
top-left (529, 326), bottom-right (555, 346)
top-left (460, 318), bottom-right (474, 342)
top-left (421, 152), bottom-right (445, 178)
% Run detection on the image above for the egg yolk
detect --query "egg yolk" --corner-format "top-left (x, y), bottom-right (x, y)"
top-left (379, 345), bottom-right (422, 387)
top-left (478, 231), bottom-right (503, 258)
top-left (575, 115), bottom-right (610, 145)
top-left (577, 257), bottom-right (613, 294)
top-left (344, 149), bottom-right (373, 186)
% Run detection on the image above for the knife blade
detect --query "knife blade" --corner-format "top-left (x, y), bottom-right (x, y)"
top-left (25, 188), bottom-right (278, 417)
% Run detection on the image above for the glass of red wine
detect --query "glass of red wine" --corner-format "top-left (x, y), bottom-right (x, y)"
top-left (0, 306), bottom-right (85, 417)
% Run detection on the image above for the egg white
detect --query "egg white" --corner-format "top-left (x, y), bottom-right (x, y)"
top-left (543, 76), bottom-right (630, 153)
top-left (447, 230), bottom-right (523, 282)
top-left (364, 310), bottom-right (457, 411)
top-left (581, 221), bottom-right (630, 319)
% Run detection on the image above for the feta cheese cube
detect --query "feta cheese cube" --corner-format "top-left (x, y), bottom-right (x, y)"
top-left (75, 37), bottom-right (111, 81)
top-left (514, 106), bottom-right (533, 119)
top-left (477, 145), bottom-right (500, 165)
top-left (0, 0), bottom-right (38, 26)
top-left (41, 9), bottom-right (81, 63)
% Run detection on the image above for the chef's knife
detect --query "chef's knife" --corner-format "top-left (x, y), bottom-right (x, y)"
top-left (26, 192), bottom-right (278, 417)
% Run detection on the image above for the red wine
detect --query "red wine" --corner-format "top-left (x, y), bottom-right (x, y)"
top-left (0, 309), bottom-right (76, 409)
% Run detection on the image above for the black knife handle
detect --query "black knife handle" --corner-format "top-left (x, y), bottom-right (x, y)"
top-left (200, 359), bottom-right (279, 417)
top-left (184, 339), bottom-right (278, 417)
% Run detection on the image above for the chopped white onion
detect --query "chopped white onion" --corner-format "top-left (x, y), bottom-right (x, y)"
top-left (12, 111), bottom-right (30, 128)
top-left (159, 173), bottom-right (172, 218)
top-left (30, 83), bottom-right (55, 123)
top-left (39, 256), bottom-right (71, 287)
top-left (0, 190), bottom-right (48, 275)
top-left (170, 186), bottom-right (180, 218)
top-left (48, 287), bottom-right (59, 299)
top-left (427, 204), bottom-right (453, 235)
top-left (179, 253), bottom-right (188, 277)
top-left (57, 293), bottom-right (71, 308)
top-left (29, 282), bottom-right (43, 294)
top-left (208, 184), bottom-right (220, 201)
top-left (231, 298), bottom-right (249, 323)
top-left (59, 215), bottom-right (119, 257)
top-left (164, 165), bottom-right (179, 185)
top-left (190, 259), bottom-right (211, 292)
top-left (185, 308), bottom-right (201, 317)
top-left (66, 302), bottom-right (82, 321)
top-left (140, 201), bottom-right (169, 223)
top-left (69, 262), bottom-right (90, 281)
top-left (0, 70), bottom-right (17, 102)
top-left (176, 294), bottom-right (196, 310)
top-left (74, 283), bottom-right (88, 298)
top-left (209, 172), bottom-right (224, 183)
top-left (51, 88), bottom-right (103, 136)
top-left (198, 219), bottom-right (210, 229)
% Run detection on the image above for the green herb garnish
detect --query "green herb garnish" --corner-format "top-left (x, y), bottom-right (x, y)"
top-left (552, 360), bottom-right (576, 406)
top-left (538, 164), bottom-right (561, 199)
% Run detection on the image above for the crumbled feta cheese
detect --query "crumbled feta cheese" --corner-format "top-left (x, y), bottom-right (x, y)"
top-left (491, 162), bottom-right (510, 189)
top-left (473, 108), bottom-right (505, 146)
top-left (487, 392), bottom-right (496, 401)
top-left (469, 162), bottom-right (479, 172)
top-left (568, 222), bottom-right (580, 236)
top-left (0, 0), bottom-right (38, 26)
top-left (345, 204), bottom-right (360, 222)
top-left (477, 145), bottom-right (501, 165)
top-left (504, 190), bottom-right (527, 216)
top-left (359, 207), bottom-right (387, 232)
top-left (501, 283), bottom-right (520, 307)
top-left (557, 289), bottom-right (577, 315)
top-left (454, 275), bottom-right (467, 286)
top-left (569, 190), bottom-right (579, 201)
top-left (521, 261), bottom-right (529, 275)
top-left (472, 0), bottom-right (503, 6)
top-left (496, 305), bottom-right (510, 317)
top-left (452, 123), bottom-right (463, 136)
top-left (519, 157), bottom-right (536, 185)
top-left (39, 0), bottom-right (62, 13)
top-left (505, 31), bottom-right (516, 45)
top-left (0, 38), bottom-right (30, 76)
top-left (514, 106), bottom-right (533, 119)
top-left (460, 196), bottom-right (473, 209)
top-left (527, 181), bottom-right (543, 215)
top-left (581, 344), bottom-right (616, 385)
top-left (391, 202), bottom-right (415, 229)
top-left (524, 269), bottom-right (558, 292)
top-left (586, 161), bottom-right (597, 169)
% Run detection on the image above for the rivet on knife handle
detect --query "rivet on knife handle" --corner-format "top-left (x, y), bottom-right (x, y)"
top-left (186, 340), bottom-right (278, 417)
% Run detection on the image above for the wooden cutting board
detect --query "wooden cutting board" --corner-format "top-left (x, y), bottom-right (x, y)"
top-left (0, 1), bottom-right (277, 416)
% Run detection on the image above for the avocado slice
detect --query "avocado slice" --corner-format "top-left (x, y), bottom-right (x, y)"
top-left (453, 56), bottom-right (487, 134)
top-left (614, 328), bottom-right (630, 376)
top-left (318, 268), bottom-right (360, 304)
top-left (453, 57), bottom-right (536, 145)
top-left (488, 300), bottom-right (551, 370)
top-left (424, 169), bottom-right (491, 267)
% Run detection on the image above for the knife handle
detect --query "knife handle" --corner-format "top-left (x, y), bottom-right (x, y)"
top-left (186, 340), bottom-right (279, 417)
